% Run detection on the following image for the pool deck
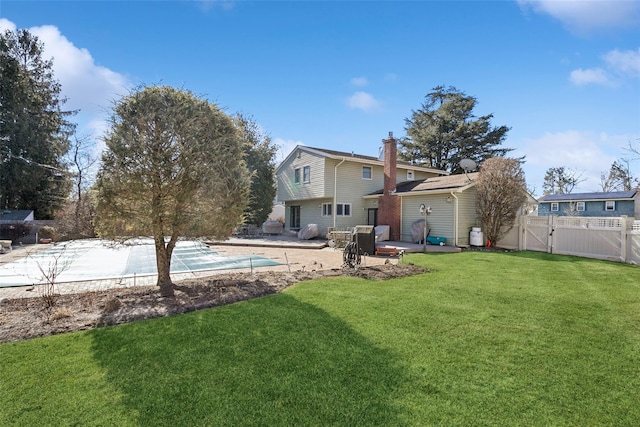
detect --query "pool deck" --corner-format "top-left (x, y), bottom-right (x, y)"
top-left (208, 235), bottom-right (461, 254)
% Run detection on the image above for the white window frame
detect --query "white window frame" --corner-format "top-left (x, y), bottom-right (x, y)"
top-left (303, 165), bottom-right (311, 183)
top-left (336, 203), bottom-right (352, 217)
top-left (294, 168), bottom-right (301, 184)
top-left (321, 203), bottom-right (332, 217)
top-left (576, 201), bottom-right (585, 212)
top-left (407, 170), bottom-right (414, 180)
top-left (605, 200), bottom-right (615, 211)
top-left (362, 166), bottom-right (372, 180)
top-left (551, 202), bottom-right (559, 212)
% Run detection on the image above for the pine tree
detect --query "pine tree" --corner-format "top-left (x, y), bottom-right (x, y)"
top-left (0, 29), bottom-right (75, 218)
top-left (236, 113), bottom-right (277, 227)
top-left (400, 86), bottom-right (513, 174)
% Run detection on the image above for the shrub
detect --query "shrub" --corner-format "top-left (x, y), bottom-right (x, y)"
top-left (38, 226), bottom-right (57, 240)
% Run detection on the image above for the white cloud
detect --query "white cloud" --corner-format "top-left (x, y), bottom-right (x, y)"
top-left (518, 0), bottom-right (640, 34)
top-left (346, 91), bottom-right (382, 113)
top-left (273, 137), bottom-right (303, 164)
top-left (570, 48), bottom-right (640, 86)
top-left (519, 130), bottom-right (635, 194)
top-left (0, 18), bottom-right (17, 32)
top-left (603, 48), bottom-right (640, 77)
top-left (569, 68), bottom-right (612, 86)
top-left (0, 19), bottom-right (130, 141)
top-left (349, 77), bottom-right (368, 86)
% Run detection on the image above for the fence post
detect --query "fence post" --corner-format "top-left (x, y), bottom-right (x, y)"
top-left (620, 216), bottom-right (627, 263)
top-left (548, 215), bottom-right (556, 254)
top-left (519, 215), bottom-right (526, 251)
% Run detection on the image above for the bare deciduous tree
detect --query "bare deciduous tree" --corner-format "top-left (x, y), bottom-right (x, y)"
top-left (476, 157), bottom-right (528, 245)
top-left (56, 135), bottom-right (98, 239)
top-left (542, 166), bottom-right (584, 195)
top-left (600, 159), bottom-right (639, 192)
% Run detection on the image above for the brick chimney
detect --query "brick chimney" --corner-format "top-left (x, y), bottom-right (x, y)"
top-left (377, 132), bottom-right (401, 241)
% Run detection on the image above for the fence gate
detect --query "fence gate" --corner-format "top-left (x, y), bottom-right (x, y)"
top-left (522, 216), bottom-right (551, 253)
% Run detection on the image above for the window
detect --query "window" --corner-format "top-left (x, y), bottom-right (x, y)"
top-left (576, 202), bottom-right (585, 212)
top-left (407, 171), bottom-right (414, 180)
top-left (362, 166), bottom-right (372, 180)
top-left (551, 202), bottom-right (559, 212)
top-left (294, 168), bottom-right (301, 184)
top-left (303, 166), bottom-right (310, 183)
top-left (336, 203), bottom-right (351, 217)
top-left (322, 203), bottom-right (350, 216)
top-left (605, 200), bottom-right (615, 211)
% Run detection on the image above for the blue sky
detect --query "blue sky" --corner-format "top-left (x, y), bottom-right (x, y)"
top-left (1, 0), bottom-right (639, 196)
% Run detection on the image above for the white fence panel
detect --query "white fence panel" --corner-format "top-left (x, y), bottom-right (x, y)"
top-left (495, 216), bottom-right (640, 264)
top-left (553, 217), bottom-right (624, 261)
top-left (497, 225), bottom-right (519, 250)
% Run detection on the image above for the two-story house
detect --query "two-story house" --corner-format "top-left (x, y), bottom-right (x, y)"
top-left (275, 135), bottom-right (446, 238)
top-left (538, 191), bottom-right (639, 219)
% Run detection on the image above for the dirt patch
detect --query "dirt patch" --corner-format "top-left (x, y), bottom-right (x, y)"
top-left (0, 263), bottom-right (428, 344)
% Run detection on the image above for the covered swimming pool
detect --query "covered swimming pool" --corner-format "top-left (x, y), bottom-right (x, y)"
top-left (0, 239), bottom-right (280, 288)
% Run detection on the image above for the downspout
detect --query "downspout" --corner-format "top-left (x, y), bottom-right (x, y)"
top-left (450, 191), bottom-right (459, 246)
top-left (334, 159), bottom-right (346, 228)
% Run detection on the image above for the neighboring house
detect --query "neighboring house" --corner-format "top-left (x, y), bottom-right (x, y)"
top-left (275, 138), bottom-right (447, 237)
top-left (0, 210), bottom-right (34, 223)
top-left (538, 191), bottom-right (639, 219)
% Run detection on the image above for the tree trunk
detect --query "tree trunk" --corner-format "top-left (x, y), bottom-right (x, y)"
top-left (154, 235), bottom-right (175, 297)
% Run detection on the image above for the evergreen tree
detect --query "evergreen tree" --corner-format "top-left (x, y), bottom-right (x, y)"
top-left (0, 29), bottom-right (75, 218)
top-left (236, 113), bottom-right (277, 227)
top-left (95, 85), bottom-right (250, 297)
top-left (400, 86), bottom-right (514, 174)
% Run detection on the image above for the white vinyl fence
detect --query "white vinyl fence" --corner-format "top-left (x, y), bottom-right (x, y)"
top-left (497, 215), bottom-right (640, 264)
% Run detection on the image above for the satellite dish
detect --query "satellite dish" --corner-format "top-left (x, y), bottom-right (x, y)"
top-left (460, 158), bottom-right (476, 172)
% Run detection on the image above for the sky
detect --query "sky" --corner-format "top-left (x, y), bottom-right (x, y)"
top-left (1, 0), bottom-right (639, 196)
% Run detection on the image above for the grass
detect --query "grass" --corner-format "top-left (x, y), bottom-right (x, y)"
top-left (1, 251), bottom-right (639, 426)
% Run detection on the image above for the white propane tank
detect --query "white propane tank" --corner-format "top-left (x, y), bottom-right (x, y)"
top-left (470, 227), bottom-right (484, 246)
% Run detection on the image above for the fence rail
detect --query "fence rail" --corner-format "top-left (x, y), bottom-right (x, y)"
top-left (497, 216), bottom-right (640, 264)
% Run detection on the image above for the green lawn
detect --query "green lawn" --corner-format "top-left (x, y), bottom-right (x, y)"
top-left (1, 251), bottom-right (639, 426)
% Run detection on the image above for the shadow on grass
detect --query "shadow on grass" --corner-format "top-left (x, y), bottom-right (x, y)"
top-left (90, 293), bottom-right (409, 426)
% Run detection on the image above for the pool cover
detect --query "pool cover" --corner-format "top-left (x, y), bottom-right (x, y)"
top-left (0, 239), bottom-right (280, 288)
